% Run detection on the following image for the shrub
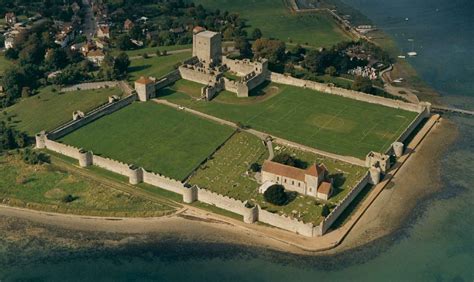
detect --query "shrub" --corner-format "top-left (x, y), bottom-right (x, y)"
top-left (272, 153), bottom-right (307, 169)
top-left (250, 162), bottom-right (261, 172)
top-left (62, 194), bottom-right (78, 203)
top-left (321, 204), bottom-right (330, 217)
top-left (21, 149), bottom-right (50, 165)
top-left (264, 184), bottom-right (288, 206)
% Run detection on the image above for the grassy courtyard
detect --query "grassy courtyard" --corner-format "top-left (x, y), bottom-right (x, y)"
top-left (189, 131), bottom-right (367, 224)
top-left (159, 81), bottom-right (419, 159)
top-left (59, 102), bottom-right (235, 181)
top-left (1, 86), bottom-right (123, 135)
top-left (192, 0), bottom-right (351, 47)
top-left (128, 51), bottom-right (191, 82)
top-left (0, 153), bottom-right (176, 217)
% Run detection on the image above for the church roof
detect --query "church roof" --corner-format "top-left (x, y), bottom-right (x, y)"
top-left (193, 26), bottom-right (206, 34)
top-left (262, 160), bottom-right (326, 182)
top-left (318, 182), bottom-right (332, 196)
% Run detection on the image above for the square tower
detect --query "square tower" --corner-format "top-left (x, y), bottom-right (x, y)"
top-left (193, 28), bottom-right (222, 66)
top-left (134, 76), bottom-right (156, 102)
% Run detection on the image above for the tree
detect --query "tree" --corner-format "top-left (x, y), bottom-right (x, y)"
top-left (251, 28), bottom-right (262, 40)
top-left (264, 184), bottom-right (288, 206)
top-left (321, 204), bottom-right (330, 217)
top-left (45, 48), bottom-right (68, 70)
top-left (325, 66), bottom-right (337, 76)
top-left (272, 153), bottom-right (306, 169)
top-left (116, 34), bottom-right (134, 50)
top-left (250, 162), bottom-right (261, 172)
top-left (352, 76), bottom-right (374, 94)
top-left (252, 38), bottom-right (286, 64)
top-left (4, 48), bottom-right (19, 60)
top-left (21, 87), bottom-right (31, 98)
top-left (234, 36), bottom-right (252, 58)
top-left (114, 52), bottom-right (130, 76)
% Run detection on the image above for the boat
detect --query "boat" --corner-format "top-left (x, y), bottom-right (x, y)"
top-left (407, 52), bottom-right (417, 57)
top-left (398, 55), bottom-right (406, 59)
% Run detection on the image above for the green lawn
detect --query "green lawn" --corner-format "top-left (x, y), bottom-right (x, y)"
top-left (0, 54), bottom-right (13, 76)
top-left (192, 0), bottom-right (351, 47)
top-left (112, 44), bottom-right (192, 57)
top-left (1, 86), bottom-right (123, 135)
top-left (0, 153), bottom-right (176, 217)
top-left (159, 81), bottom-right (419, 159)
top-left (128, 52), bottom-right (191, 81)
top-left (189, 131), bottom-right (367, 224)
top-left (59, 102), bottom-right (235, 180)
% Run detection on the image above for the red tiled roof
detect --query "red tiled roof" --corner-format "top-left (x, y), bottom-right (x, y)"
top-left (193, 26), bottom-right (206, 34)
top-left (262, 160), bottom-right (326, 182)
top-left (135, 76), bottom-right (154, 85)
top-left (318, 182), bottom-right (332, 195)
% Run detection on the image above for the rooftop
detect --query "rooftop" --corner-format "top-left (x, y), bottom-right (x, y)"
top-left (318, 181), bottom-right (332, 196)
top-left (262, 160), bottom-right (326, 182)
top-left (197, 30), bottom-right (220, 39)
top-left (135, 76), bottom-right (154, 85)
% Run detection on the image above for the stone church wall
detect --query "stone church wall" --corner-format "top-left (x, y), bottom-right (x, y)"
top-left (258, 207), bottom-right (315, 237)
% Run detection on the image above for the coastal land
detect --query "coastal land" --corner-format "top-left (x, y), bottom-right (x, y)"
top-left (0, 114), bottom-right (453, 255)
top-left (0, 0), bottom-right (455, 258)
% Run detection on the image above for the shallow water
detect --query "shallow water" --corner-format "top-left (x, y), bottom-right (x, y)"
top-left (1, 0), bottom-right (474, 281)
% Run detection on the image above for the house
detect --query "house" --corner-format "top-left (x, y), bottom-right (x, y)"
top-left (124, 19), bottom-right (134, 31)
top-left (4, 37), bottom-right (15, 49)
top-left (86, 49), bottom-right (105, 65)
top-left (54, 24), bottom-right (76, 48)
top-left (94, 37), bottom-right (109, 49)
top-left (5, 13), bottom-right (17, 25)
top-left (96, 24), bottom-right (110, 38)
top-left (260, 160), bottom-right (333, 200)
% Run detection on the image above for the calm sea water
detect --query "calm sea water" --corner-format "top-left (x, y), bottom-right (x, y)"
top-left (2, 1), bottom-right (473, 281)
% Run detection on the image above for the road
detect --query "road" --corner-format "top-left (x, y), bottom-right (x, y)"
top-left (82, 0), bottom-right (96, 40)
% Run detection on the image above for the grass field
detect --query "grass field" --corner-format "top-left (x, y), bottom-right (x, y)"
top-left (1, 86), bottom-right (123, 135)
top-left (112, 45), bottom-right (192, 57)
top-left (0, 153), bottom-right (176, 217)
top-left (189, 131), bottom-right (367, 224)
top-left (160, 81), bottom-right (419, 159)
top-left (59, 102), bottom-right (235, 180)
top-left (192, 0), bottom-right (351, 47)
top-left (0, 54), bottom-right (13, 76)
top-left (128, 52), bottom-right (191, 82)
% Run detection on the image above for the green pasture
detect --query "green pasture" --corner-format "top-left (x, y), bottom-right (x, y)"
top-left (1, 86), bottom-right (122, 135)
top-left (59, 102), bottom-right (235, 180)
top-left (159, 81), bottom-right (418, 159)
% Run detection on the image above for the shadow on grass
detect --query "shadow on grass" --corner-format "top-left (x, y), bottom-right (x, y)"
top-left (329, 172), bottom-right (347, 198)
top-left (248, 80), bottom-right (273, 97)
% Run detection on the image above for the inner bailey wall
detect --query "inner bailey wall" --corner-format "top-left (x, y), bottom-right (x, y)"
top-left (222, 56), bottom-right (262, 76)
top-left (320, 172), bottom-right (370, 234)
top-left (258, 207), bottom-right (315, 237)
top-left (268, 72), bottom-right (423, 113)
top-left (143, 170), bottom-right (184, 195)
top-left (47, 94), bottom-right (136, 140)
top-left (155, 70), bottom-right (182, 91)
top-left (178, 66), bottom-right (216, 85)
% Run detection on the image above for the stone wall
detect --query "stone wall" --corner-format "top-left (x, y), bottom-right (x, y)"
top-left (92, 155), bottom-right (131, 176)
top-left (44, 139), bottom-right (81, 160)
top-left (319, 172), bottom-right (370, 234)
top-left (395, 108), bottom-right (429, 145)
top-left (268, 72), bottom-right (423, 113)
top-left (222, 56), bottom-right (262, 76)
top-left (196, 187), bottom-right (246, 216)
top-left (178, 66), bottom-right (216, 85)
top-left (155, 70), bottom-right (182, 91)
top-left (143, 170), bottom-right (184, 195)
top-left (47, 94), bottom-right (136, 140)
top-left (258, 207), bottom-right (315, 237)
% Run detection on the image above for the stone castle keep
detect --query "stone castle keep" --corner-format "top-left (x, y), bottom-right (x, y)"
top-left (135, 26), bottom-right (269, 101)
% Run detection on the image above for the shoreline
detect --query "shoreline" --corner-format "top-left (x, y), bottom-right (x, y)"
top-left (0, 114), bottom-right (454, 255)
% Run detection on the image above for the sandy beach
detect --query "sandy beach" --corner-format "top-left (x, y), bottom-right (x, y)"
top-left (0, 116), bottom-right (457, 256)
